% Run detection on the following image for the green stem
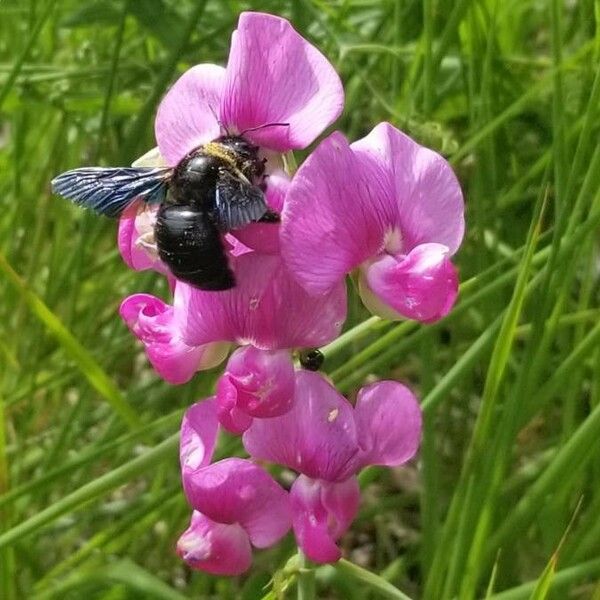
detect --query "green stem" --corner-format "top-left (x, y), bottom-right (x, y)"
top-left (297, 552), bottom-right (316, 600)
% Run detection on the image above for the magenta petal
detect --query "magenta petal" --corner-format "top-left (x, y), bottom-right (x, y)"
top-left (221, 12), bottom-right (343, 151)
top-left (281, 132), bottom-right (390, 295)
top-left (216, 386), bottom-right (254, 435)
top-left (184, 458), bottom-right (291, 549)
top-left (118, 202), bottom-right (155, 271)
top-left (354, 381), bottom-right (422, 468)
top-left (179, 253), bottom-right (346, 350)
top-left (155, 64), bottom-right (225, 166)
top-left (117, 202), bottom-right (174, 280)
top-left (243, 371), bottom-right (359, 481)
top-left (233, 170), bottom-right (289, 254)
top-left (218, 346), bottom-right (295, 419)
top-left (177, 511), bottom-right (252, 576)
top-left (180, 399), bottom-right (219, 487)
top-left (120, 294), bottom-right (229, 384)
top-left (363, 243), bottom-right (459, 323)
top-left (290, 476), bottom-right (360, 564)
top-left (351, 122), bottom-right (465, 254)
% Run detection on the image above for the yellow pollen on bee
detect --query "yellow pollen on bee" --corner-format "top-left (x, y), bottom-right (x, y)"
top-left (202, 142), bottom-right (238, 168)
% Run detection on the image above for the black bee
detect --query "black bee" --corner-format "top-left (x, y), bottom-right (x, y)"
top-left (299, 349), bottom-right (325, 371)
top-left (51, 130), bottom-right (283, 290)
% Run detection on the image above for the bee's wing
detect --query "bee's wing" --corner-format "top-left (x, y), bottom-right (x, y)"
top-left (214, 169), bottom-right (269, 231)
top-left (51, 167), bottom-right (171, 217)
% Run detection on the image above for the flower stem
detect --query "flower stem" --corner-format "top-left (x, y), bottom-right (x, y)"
top-left (297, 551), bottom-right (316, 600)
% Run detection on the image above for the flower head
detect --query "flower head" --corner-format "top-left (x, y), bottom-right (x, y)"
top-left (155, 12), bottom-right (344, 166)
top-left (177, 251), bottom-right (347, 350)
top-left (243, 371), bottom-right (422, 562)
top-left (281, 122), bottom-right (464, 322)
top-left (119, 294), bottom-right (230, 385)
top-left (216, 346), bottom-right (296, 434)
top-left (178, 399), bottom-right (291, 575)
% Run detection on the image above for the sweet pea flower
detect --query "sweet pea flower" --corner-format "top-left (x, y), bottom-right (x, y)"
top-left (177, 250), bottom-right (347, 350)
top-left (178, 399), bottom-right (291, 575)
top-left (119, 294), bottom-right (230, 384)
top-left (119, 9), bottom-right (342, 277)
top-left (243, 371), bottom-right (422, 563)
top-left (119, 250), bottom-right (346, 383)
top-left (216, 346), bottom-right (296, 434)
top-left (118, 203), bottom-right (166, 275)
top-left (281, 122), bottom-right (465, 323)
top-left (155, 11), bottom-right (344, 166)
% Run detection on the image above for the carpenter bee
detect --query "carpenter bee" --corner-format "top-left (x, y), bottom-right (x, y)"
top-left (51, 127), bottom-right (285, 290)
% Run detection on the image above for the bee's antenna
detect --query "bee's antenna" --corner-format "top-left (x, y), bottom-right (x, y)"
top-left (208, 104), bottom-right (230, 135)
top-left (240, 122), bottom-right (290, 136)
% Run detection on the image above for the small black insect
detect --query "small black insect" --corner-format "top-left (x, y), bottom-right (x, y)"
top-left (299, 349), bottom-right (325, 371)
top-left (51, 128), bottom-right (285, 290)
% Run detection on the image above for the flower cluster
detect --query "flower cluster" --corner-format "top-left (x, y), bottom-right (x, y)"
top-left (118, 11), bottom-right (464, 575)
top-left (178, 368), bottom-right (421, 573)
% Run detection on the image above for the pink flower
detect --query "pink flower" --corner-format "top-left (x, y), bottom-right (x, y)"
top-left (155, 12), bottom-right (344, 166)
top-left (216, 346), bottom-right (296, 434)
top-left (119, 249), bottom-right (346, 383)
top-left (281, 122), bottom-right (465, 323)
top-left (178, 400), bottom-right (291, 575)
top-left (117, 203), bottom-right (171, 275)
top-left (177, 251), bottom-right (347, 350)
top-left (243, 371), bottom-right (422, 562)
top-left (119, 294), bottom-right (230, 385)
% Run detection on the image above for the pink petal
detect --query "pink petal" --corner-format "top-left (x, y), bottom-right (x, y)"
top-left (177, 511), bottom-right (252, 576)
top-left (117, 203), bottom-right (173, 278)
top-left (180, 399), bottom-right (220, 484)
top-left (354, 381), bottom-right (422, 468)
top-left (220, 12), bottom-right (343, 151)
top-left (183, 458), bottom-right (291, 548)
top-left (155, 64), bottom-right (225, 166)
top-left (243, 371), bottom-right (359, 482)
top-left (361, 243), bottom-right (459, 323)
top-left (178, 252), bottom-right (346, 350)
top-left (232, 170), bottom-right (289, 255)
top-left (216, 391), bottom-right (254, 435)
top-left (120, 293), bottom-right (229, 384)
top-left (281, 132), bottom-right (391, 295)
top-left (350, 122), bottom-right (465, 254)
top-left (217, 346), bottom-right (295, 426)
top-left (290, 476), bottom-right (360, 563)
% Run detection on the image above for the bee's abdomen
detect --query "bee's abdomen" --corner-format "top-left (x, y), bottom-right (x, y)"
top-left (155, 204), bottom-right (235, 291)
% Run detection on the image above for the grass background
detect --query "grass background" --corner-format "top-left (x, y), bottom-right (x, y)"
top-left (1, 0), bottom-right (599, 598)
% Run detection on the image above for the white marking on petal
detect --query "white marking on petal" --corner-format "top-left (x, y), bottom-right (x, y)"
top-left (179, 529), bottom-right (211, 561)
top-left (383, 227), bottom-right (404, 254)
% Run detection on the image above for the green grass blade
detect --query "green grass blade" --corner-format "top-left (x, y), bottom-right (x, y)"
top-left (0, 250), bottom-right (140, 430)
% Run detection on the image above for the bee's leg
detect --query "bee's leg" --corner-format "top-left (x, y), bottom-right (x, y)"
top-left (258, 209), bottom-right (280, 224)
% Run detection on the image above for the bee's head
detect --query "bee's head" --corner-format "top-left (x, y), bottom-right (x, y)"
top-left (216, 136), bottom-right (260, 162)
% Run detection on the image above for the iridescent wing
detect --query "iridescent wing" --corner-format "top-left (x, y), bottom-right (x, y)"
top-left (213, 168), bottom-right (270, 231)
top-left (51, 167), bottom-right (172, 217)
